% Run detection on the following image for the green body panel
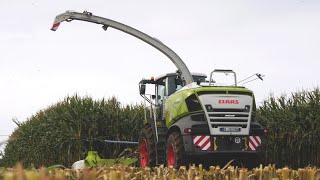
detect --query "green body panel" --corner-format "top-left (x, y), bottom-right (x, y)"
top-left (164, 89), bottom-right (195, 127)
top-left (164, 86), bottom-right (253, 127)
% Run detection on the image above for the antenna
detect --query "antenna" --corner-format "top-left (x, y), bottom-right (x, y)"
top-left (236, 73), bottom-right (265, 86)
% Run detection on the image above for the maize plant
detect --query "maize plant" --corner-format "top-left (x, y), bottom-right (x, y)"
top-left (0, 95), bottom-right (145, 167)
top-left (257, 87), bottom-right (320, 167)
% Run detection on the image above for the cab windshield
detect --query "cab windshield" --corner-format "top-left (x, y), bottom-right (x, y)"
top-left (167, 75), bottom-right (206, 96)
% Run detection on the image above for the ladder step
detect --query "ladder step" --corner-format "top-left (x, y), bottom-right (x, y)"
top-left (157, 129), bottom-right (167, 134)
top-left (157, 156), bottom-right (166, 165)
top-left (158, 137), bottom-right (166, 142)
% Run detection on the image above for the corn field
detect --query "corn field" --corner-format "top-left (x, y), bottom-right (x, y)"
top-left (1, 163), bottom-right (319, 180)
top-left (1, 87), bottom-right (319, 169)
top-left (257, 87), bottom-right (320, 167)
top-left (0, 95), bottom-right (144, 167)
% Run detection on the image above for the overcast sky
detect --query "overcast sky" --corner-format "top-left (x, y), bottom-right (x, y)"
top-left (1, 0), bottom-right (320, 146)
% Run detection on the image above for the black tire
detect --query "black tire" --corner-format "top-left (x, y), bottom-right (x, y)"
top-left (138, 125), bottom-right (156, 167)
top-left (166, 132), bottom-right (187, 168)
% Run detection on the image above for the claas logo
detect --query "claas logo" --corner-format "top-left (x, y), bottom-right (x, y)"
top-left (218, 100), bottom-right (239, 104)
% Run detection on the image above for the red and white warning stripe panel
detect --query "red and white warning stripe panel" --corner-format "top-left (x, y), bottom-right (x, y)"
top-left (248, 136), bottom-right (261, 151)
top-left (193, 136), bottom-right (211, 151)
top-left (51, 22), bottom-right (61, 31)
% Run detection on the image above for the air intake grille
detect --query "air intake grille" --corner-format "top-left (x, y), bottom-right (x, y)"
top-left (208, 111), bottom-right (249, 129)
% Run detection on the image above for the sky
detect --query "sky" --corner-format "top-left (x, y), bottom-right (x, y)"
top-left (1, 0), bottom-right (320, 150)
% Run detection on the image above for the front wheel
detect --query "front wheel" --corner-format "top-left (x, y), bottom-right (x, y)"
top-left (139, 125), bottom-right (156, 167)
top-left (166, 132), bottom-right (187, 168)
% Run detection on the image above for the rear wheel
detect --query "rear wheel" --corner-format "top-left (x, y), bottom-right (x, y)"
top-left (139, 125), bottom-right (156, 167)
top-left (166, 132), bottom-right (187, 168)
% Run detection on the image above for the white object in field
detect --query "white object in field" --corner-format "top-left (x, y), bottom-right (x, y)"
top-left (72, 160), bottom-right (85, 169)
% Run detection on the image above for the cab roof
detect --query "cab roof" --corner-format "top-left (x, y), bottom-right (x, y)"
top-left (155, 72), bottom-right (207, 81)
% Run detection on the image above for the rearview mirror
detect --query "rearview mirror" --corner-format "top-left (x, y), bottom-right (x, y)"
top-left (140, 84), bottom-right (146, 94)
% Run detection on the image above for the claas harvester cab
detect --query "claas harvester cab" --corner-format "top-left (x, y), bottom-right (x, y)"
top-left (51, 10), bottom-right (268, 168)
top-left (139, 70), bottom-right (266, 168)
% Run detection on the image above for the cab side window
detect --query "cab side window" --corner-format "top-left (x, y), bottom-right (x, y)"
top-left (156, 79), bottom-right (165, 106)
top-left (167, 76), bottom-right (176, 96)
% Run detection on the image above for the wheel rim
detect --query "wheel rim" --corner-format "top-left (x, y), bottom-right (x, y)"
top-left (167, 144), bottom-right (175, 166)
top-left (140, 139), bottom-right (148, 167)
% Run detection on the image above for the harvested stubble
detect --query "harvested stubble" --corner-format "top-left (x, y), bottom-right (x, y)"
top-left (1, 163), bottom-right (320, 180)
